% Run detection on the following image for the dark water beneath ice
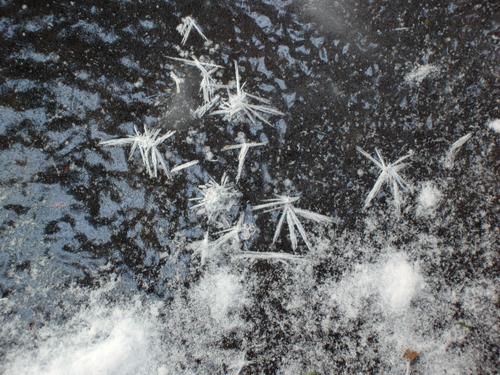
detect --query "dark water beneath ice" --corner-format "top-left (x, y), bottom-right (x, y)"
top-left (0, 0), bottom-right (498, 374)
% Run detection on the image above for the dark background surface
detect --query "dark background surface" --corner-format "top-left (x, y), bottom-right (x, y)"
top-left (0, 0), bottom-right (498, 373)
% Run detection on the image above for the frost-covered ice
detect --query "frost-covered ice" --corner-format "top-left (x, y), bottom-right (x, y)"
top-left (0, 0), bottom-right (498, 374)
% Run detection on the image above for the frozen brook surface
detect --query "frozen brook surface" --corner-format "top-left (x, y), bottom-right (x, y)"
top-left (0, 1), bottom-right (498, 374)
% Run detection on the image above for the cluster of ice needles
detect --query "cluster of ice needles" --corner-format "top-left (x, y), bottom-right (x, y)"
top-left (176, 16), bottom-right (208, 45)
top-left (99, 125), bottom-right (198, 178)
top-left (253, 195), bottom-right (333, 251)
top-left (211, 61), bottom-right (285, 126)
top-left (356, 147), bottom-right (412, 213)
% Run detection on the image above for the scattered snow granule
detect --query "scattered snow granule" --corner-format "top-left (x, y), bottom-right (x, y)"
top-left (405, 64), bottom-right (439, 84)
top-left (486, 118), bottom-right (500, 133)
top-left (416, 182), bottom-right (442, 216)
top-left (378, 254), bottom-right (424, 314)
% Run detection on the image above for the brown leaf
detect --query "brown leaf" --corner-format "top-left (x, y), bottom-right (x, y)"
top-left (403, 349), bottom-right (420, 362)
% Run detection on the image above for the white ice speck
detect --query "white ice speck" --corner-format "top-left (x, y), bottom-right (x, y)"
top-left (405, 64), bottom-right (439, 84)
top-left (416, 182), bottom-right (442, 216)
top-left (486, 118), bottom-right (500, 133)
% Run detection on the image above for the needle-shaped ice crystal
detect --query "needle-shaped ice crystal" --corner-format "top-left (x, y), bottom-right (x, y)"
top-left (176, 16), bottom-right (208, 45)
top-left (233, 251), bottom-right (306, 263)
top-left (253, 195), bottom-right (332, 251)
top-left (169, 71), bottom-right (184, 94)
top-left (99, 125), bottom-right (175, 178)
top-left (192, 94), bottom-right (220, 118)
top-left (167, 56), bottom-right (222, 105)
top-left (222, 141), bottom-right (267, 182)
top-left (357, 146), bottom-right (412, 212)
top-left (171, 160), bottom-right (199, 174)
top-left (443, 133), bottom-right (472, 169)
top-left (190, 173), bottom-right (241, 225)
top-left (212, 213), bottom-right (247, 249)
top-left (211, 61), bottom-right (284, 126)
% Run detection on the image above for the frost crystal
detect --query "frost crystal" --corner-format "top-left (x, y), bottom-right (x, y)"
top-left (100, 125), bottom-right (175, 178)
top-left (357, 146), bottom-right (412, 212)
top-left (212, 213), bottom-right (252, 249)
top-left (444, 132), bottom-right (472, 169)
top-left (192, 94), bottom-right (220, 119)
top-left (222, 141), bottom-right (267, 182)
top-left (176, 16), bottom-right (208, 45)
top-left (171, 160), bottom-right (198, 174)
top-left (211, 61), bottom-right (284, 126)
top-left (190, 174), bottom-right (241, 225)
top-left (233, 251), bottom-right (306, 263)
top-left (169, 71), bottom-right (183, 94)
top-left (188, 232), bottom-right (212, 265)
top-left (167, 56), bottom-right (222, 105)
top-left (253, 195), bottom-right (332, 251)
top-left (405, 64), bottom-right (439, 84)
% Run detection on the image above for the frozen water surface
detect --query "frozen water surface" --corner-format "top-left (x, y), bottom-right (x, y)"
top-left (0, 1), bottom-right (498, 374)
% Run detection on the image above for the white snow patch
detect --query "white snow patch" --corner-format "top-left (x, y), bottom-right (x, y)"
top-left (331, 253), bottom-right (424, 317)
top-left (378, 254), bottom-right (424, 313)
top-left (486, 118), bottom-right (500, 133)
top-left (3, 296), bottom-right (164, 375)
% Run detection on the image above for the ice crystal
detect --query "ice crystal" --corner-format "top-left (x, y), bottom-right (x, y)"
top-left (212, 213), bottom-right (247, 249)
top-left (171, 160), bottom-right (198, 174)
top-left (222, 141), bottom-right (267, 182)
top-left (233, 251), bottom-right (306, 263)
top-left (169, 71), bottom-right (183, 94)
top-left (99, 125), bottom-right (175, 178)
top-left (405, 64), bottom-right (439, 84)
top-left (176, 16), bottom-right (208, 45)
top-left (253, 195), bottom-right (332, 251)
top-left (211, 61), bottom-right (284, 126)
top-left (192, 94), bottom-right (220, 119)
top-left (167, 56), bottom-right (222, 104)
top-left (357, 146), bottom-right (412, 212)
top-left (444, 133), bottom-right (472, 169)
top-left (190, 173), bottom-right (241, 225)
top-left (188, 232), bottom-right (212, 265)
